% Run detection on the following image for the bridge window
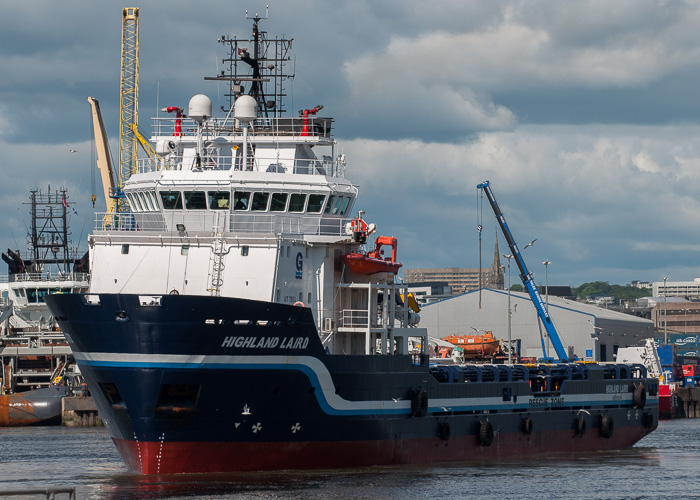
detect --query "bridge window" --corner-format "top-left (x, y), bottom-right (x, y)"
top-left (160, 191), bottom-right (183, 210)
top-left (233, 191), bottom-right (250, 211)
top-left (184, 191), bottom-right (207, 210)
top-left (148, 191), bottom-right (160, 210)
top-left (339, 197), bottom-right (351, 215)
top-left (289, 193), bottom-right (307, 213)
top-left (325, 195), bottom-right (344, 215)
top-left (208, 191), bottom-right (230, 210)
top-left (270, 193), bottom-right (288, 212)
top-left (128, 193), bottom-right (142, 212)
top-left (324, 195), bottom-right (336, 214)
top-left (307, 194), bottom-right (326, 213)
top-left (139, 192), bottom-right (153, 211)
top-left (251, 192), bottom-right (270, 211)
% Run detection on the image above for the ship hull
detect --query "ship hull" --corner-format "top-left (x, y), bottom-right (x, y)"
top-left (46, 293), bottom-right (658, 474)
top-left (0, 386), bottom-right (70, 426)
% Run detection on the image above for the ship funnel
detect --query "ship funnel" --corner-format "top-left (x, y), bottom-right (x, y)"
top-left (234, 95), bottom-right (258, 123)
top-left (188, 94), bottom-right (212, 123)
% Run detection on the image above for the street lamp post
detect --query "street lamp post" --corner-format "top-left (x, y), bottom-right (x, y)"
top-left (542, 259), bottom-right (551, 357)
top-left (504, 254), bottom-right (513, 364)
top-left (542, 259), bottom-right (551, 312)
top-left (663, 276), bottom-right (668, 344)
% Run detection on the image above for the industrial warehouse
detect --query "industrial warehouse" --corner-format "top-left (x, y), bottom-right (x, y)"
top-left (419, 287), bottom-right (656, 362)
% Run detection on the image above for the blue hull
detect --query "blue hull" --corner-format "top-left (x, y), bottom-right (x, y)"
top-left (45, 293), bottom-right (659, 473)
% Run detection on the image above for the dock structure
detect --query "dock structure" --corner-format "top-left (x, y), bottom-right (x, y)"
top-left (674, 387), bottom-right (700, 418)
top-left (61, 396), bottom-right (101, 426)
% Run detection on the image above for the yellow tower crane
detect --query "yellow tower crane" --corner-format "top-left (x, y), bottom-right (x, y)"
top-left (118, 7), bottom-right (139, 212)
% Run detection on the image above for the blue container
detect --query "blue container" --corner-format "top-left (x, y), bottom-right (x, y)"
top-left (657, 344), bottom-right (675, 366)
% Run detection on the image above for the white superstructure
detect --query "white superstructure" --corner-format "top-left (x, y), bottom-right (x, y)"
top-left (87, 17), bottom-right (425, 357)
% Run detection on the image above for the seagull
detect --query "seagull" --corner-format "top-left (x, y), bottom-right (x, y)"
top-left (241, 404), bottom-right (251, 415)
top-left (69, 149), bottom-right (78, 153)
top-left (577, 409), bottom-right (591, 416)
top-left (523, 239), bottom-right (537, 249)
top-left (441, 407), bottom-right (451, 412)
top-left (392, 397), bottom-right (401, 403)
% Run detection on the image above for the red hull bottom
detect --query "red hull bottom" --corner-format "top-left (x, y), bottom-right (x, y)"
top-left (114, 426), bottom-right (652, 475)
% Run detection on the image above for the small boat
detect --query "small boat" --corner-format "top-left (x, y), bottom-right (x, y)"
top-left (442, 331), bottom-right (501, 357)
top-left (0, 385), bottom-right (70, 426)
top-left (341, 235), bottom-right (402, 275)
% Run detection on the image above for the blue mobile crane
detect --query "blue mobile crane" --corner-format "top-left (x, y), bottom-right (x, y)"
top-left (477, 180), bottom-right (569, 362)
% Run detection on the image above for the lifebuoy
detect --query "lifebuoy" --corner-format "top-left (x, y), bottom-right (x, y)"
top-left (600, 414), bottom-right (614, 439)
top-left (478, 420), bottom-right (494, 446)
top-left (439, 422), bottom-right (451, 441)
top-left (523, 417), bottom-right (533, 435)
top-left (633, 385), bottom-right (647, 409)
top-left (575, 416), bottom-right (587, 436)
top-left (411, 389), bottom-right (428, 418)
top-left (293, 301), bottom-right (305, 307)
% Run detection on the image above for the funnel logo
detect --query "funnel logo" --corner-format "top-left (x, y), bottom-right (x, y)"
top-left (295, 252), bottom-right (303, 279)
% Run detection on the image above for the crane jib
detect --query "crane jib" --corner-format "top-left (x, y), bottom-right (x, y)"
top-left (477, 180), bottom-right (569, 362)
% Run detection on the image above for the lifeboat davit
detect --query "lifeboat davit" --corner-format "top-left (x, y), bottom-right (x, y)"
top-left (341, 236), bottom-right (402, 275)
top-left (442, 331), bottom-right (500, 357)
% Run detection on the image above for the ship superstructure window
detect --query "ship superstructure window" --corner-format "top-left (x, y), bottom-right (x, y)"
top-left (289, 193), bottom-right (307, 213)
top-left (160, 191), bottom-right (183, 210)
top-left (234, 191), bottom-right (250, 211)
top-left (208, 191), bottom-right (230, 210)
top-left (270, 193), bottom-right (288, 212)
top-left (324, 195), bottom-right (336, 214)
top-left (307, 194), bottom-right (326, 213)
top-left (129, 193), bottom-right (143, 212)
top-left (138, 192), bottom-right (152, 211)
top-left (251, 192), bottom-right (270, 211)
top-left (142, 192), bottom-right (154, 211)
top-left (148, 191), bottom-right (160, 210)
top-left (339, 197), bottom-right (351, 215)
top-left (184, 191), bottom-right (207, 210)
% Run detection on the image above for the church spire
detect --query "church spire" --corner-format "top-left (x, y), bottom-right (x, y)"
top-left (489, 230), bottom-right (505, 290)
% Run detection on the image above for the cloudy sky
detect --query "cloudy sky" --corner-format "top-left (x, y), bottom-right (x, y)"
top-left (2, 0), bottom-right (700, 288)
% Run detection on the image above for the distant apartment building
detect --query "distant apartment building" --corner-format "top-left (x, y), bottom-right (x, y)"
top-left (652, 278), bottom-right (700, 300)
top-left (630, 280), bottom-right (652, 290)
top-left (404, 236), bottom-right (504, 296)
top-left (404, 268), bottom-right (497, 295)
top-left (652, 300), bottom-right (700, 335)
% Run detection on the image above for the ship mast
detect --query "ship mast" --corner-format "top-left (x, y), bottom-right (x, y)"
top-left (205, 7), bottom-right (294, 116)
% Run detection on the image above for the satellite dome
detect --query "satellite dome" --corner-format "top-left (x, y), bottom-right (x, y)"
top-left (234, 95), bottom-right (258, 123)
top-left (188, 94), bottom-right (212, 122)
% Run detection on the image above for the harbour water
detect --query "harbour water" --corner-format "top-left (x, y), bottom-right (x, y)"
top-left (0, 419), bottom-right (696, 499)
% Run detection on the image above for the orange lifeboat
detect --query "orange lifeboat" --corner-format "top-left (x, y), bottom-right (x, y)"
top-left (442, 331), bottom-right (500, 357)
top-left (341, 236), bottom-right (402, 275)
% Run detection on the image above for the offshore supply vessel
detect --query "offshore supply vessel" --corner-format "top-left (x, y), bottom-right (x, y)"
top-left (46, 13), bottom-right (658, 474)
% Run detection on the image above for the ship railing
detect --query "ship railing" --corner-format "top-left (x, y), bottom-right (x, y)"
top-left (136, 155), bottom-right (339, 177)
top-left (8, 272), bottom-right (90, 284)
top-left (340, 309), bottom-right (373, 328)
top-left (94, 211), bottom-right (350, 237)
top-left (150, 115), bottom-right (333, 139)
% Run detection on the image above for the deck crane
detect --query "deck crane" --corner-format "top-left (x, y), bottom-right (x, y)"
top-left (128, 123), bottom-right (157, 164)
top-left (477, 180), bottom-right (569, 362)
top-left (87, 97), bottom-right (117, 214)
top-left (118, 7), bottom-right (139, 212)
